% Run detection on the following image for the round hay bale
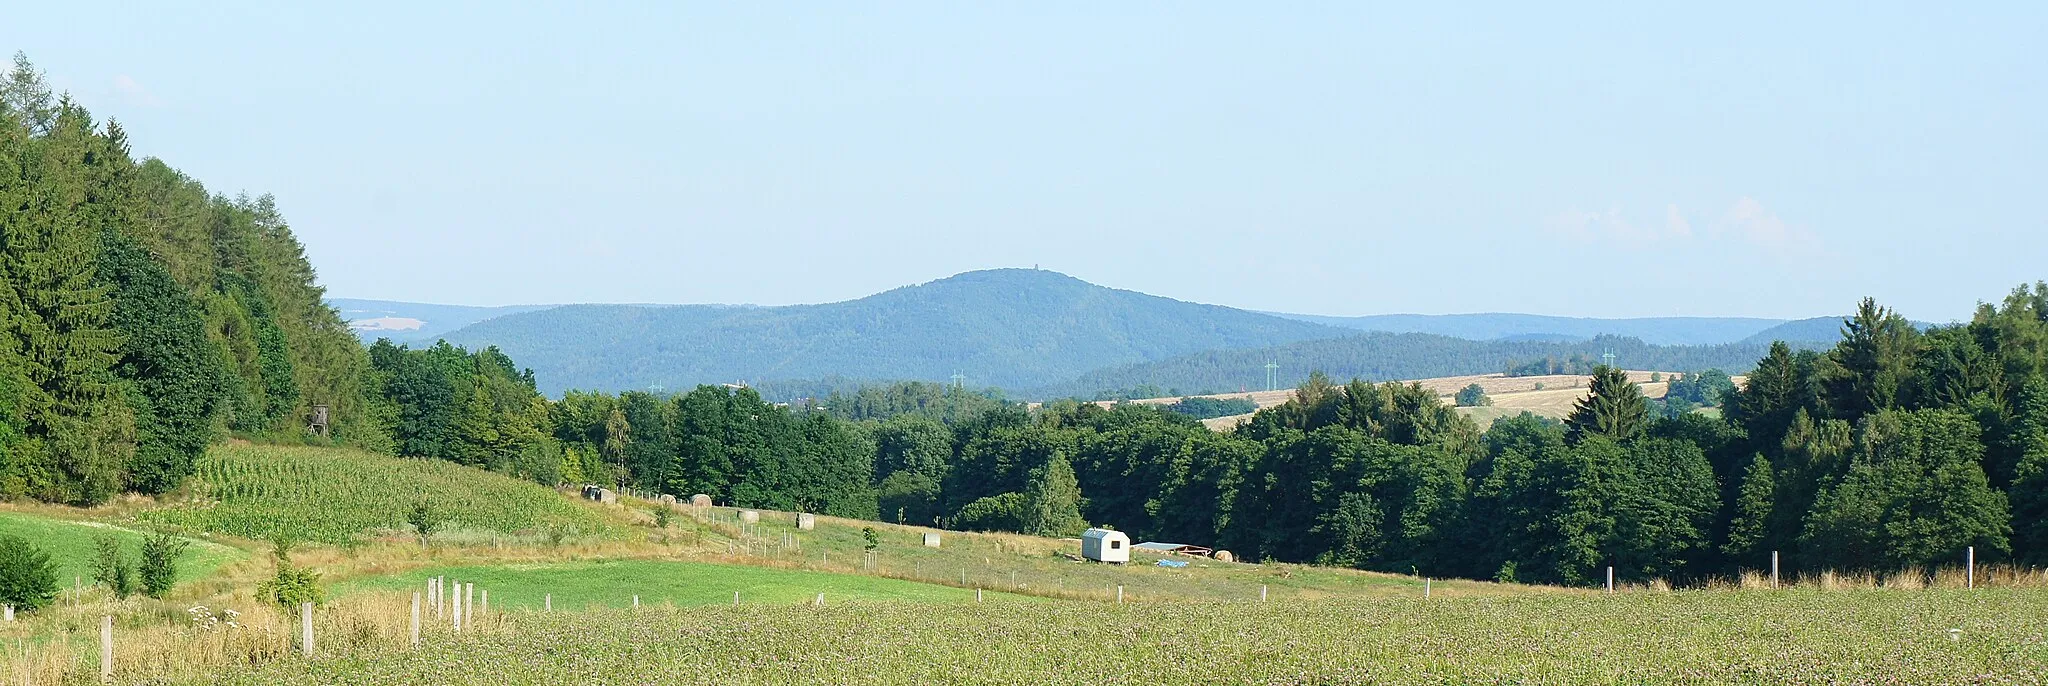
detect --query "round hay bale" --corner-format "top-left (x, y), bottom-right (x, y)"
top-left (739, 509), bottom-right (761, 524)
top-left (690, 494), bottom-right (712, 507)
top-left (1213, 550), bottom-right (1235, 563)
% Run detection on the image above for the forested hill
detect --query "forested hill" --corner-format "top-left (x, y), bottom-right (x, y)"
top-left (1267, 312), bottom-right (1786, 346)
top-left (0, 56), bottom-right (384, 504)
top-left (1035, 332), bottom-right (1780, 398)
top-left (434, 269), bottom-right (1351, 395)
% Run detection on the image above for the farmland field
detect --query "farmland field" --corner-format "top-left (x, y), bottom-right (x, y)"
top-left (136, 444), bottom-right (618, 545)
top-left (0, 512), bottom-right (245, 591)
top-left (336, 559), bottom-right (1027, 609)
top-left (219, 589), bottom-right (2048, 684)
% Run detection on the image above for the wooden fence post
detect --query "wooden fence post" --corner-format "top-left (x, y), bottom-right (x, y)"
top-left (99, 615), bottom-right (113, 683)
top-left (452, 580), bottom-right (463, 632)
top-left (410, 592), bottom-right (421, 647)
top-left (300, 602), bottom-right (314, 657)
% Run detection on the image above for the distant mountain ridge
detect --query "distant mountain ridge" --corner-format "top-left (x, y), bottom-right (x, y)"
top-left (431, 269), bottom-right (1351, 395)
top-left (332, 299), bottom-right (556, 343)
top-left (1264, 312), bottom-right (1787, 346)
top-left (348, 270), bottom-right (1856, 398)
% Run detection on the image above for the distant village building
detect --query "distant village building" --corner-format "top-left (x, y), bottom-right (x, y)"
top-left (1081, 528), bottom-right (1130, 563)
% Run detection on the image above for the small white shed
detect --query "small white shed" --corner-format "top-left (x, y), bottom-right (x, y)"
top-left (1081, 528), bottom-right (1130, 564)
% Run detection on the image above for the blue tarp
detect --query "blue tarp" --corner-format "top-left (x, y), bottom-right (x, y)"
top-left (1156, 559), bottom-right (1189, 568)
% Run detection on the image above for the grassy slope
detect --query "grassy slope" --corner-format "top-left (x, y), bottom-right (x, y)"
top-left (225, 589), bottom-right (2048, 684)
top-left (0, 512), bottom-right (244, 592)
top-left (137, 444), bottom-right (616, 545)
top-left (337, 559), bottom-right (1029, 609)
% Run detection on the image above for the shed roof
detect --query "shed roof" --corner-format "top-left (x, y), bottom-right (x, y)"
top-left (1081, 528), bottom-right (1127, 540)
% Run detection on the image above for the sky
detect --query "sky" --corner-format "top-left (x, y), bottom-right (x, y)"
top-left (7, 3), bottom-right (2043, 321)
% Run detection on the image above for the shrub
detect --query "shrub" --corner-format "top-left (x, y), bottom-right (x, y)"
top-left (256, 541), bottom-right (323, 608)
top-left (862, 527), bottom-right (880, 552)
top-left (91, 534), bottom-right (136, 599)
top-left (139, 532), bottom-right (191, 599)
top-left (653, 506), bottom-right (672, 529)
top-left (0, 535), bottom-right (58, 612)
top-left (407, 500), bottom-right (443, 544)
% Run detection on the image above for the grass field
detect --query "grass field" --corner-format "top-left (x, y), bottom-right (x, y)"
top-left (217, 589), bottom-right (2048, 684)
top-left (136, 444), bottom-right (618, 545)
top-left (675, 506), bottom-right (1521, 602)
top-left (0, 512), bottom-right (245, 595)
top-left (337, 559), bottom-right (1027, 609)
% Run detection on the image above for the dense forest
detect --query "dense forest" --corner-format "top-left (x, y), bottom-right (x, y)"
top-left (5, 52), bottom-right (2043, 586)
top-left (0, 56), bottom-right (385, 504)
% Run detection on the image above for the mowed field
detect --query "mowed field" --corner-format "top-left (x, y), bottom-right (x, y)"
top-left (220, 589), bottom-right (2048, 685)
top-left (1151, 370), bottom-right (1697, 430)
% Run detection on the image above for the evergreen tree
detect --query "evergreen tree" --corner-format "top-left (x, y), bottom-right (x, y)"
top-left (1822, 298), bottom-right (1919, 421)
top-left (1723, 453), bottom-right (1774, 561)
top-left (0, 98), bottom-right (134, 504)
top-left (1802, 409), bottom-right (2010, 570)
top-left (1021, 453), bottom-right (1087, 537)
top-left (1566, 366), bottom-right (1648, 444)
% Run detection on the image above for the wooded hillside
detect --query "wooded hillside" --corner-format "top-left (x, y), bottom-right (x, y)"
top-left (0, 55), bottom-right (384, 504)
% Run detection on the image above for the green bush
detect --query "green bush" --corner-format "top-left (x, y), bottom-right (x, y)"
top-left (1454, 384), bottom-right (1491, 407)
top-left (256, 542), bottom-right (323, 608)
top-left (0, 535), bottom-right (58, 612)
top-left (139, 531), bottom-right (191, 599)
top-left (91, 534), bottom-right (136, 599)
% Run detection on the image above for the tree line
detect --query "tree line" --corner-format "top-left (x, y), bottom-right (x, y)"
top-left (0, 55), bottom-right (386, 505)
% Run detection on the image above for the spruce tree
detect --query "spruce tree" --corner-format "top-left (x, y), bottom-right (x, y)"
top-left (2009, 376), bottom-right (2048, 563)
top-left (0, 99), bottom-right (134, 504)
top-left (1723, 453), bottom-right (1774, 561)
top-left (1566, 366), bottom-right (1648, 444)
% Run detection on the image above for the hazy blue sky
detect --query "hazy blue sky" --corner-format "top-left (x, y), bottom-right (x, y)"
top-left (9, 3), bottom-right (2042, 320)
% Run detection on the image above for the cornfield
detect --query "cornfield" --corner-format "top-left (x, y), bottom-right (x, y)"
top-left (136, 445), bottom-right (615, 545)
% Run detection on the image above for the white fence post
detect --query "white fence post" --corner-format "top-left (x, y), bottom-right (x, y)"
top-left (410, 592), bottom-right (421, 647)
top-left (1425, 578), bottom-right (1432, 599)
top-left (481, 589), bottom-right (489, 616)
top-left (300, 602), bottom-right (314, 657)
top-left (1605, 567), bottom-right (1614, 594)
top-left (3, 604), bottom-right (12, 622)
top-left (733, 591), bottom-right (740, 606)
top-left (1771, 551), bottom-right (1780, 589)
top-left (1967, 546), bottom-right (1976, 589)
top-left (1116, 586), bottom-right (1124, 604)
top-left (99, 615), bottom-right (113, 682)
top-left (452, 580), bottom-right (463, 631)
top-left (464, 584), bottom-right (474, 629)
top-left (633, 595), bottom-right (640, 609)
top-left (545, 593), bottom-right (552, 612)
top-left (1261, 585), bottom-right (1267, 602)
